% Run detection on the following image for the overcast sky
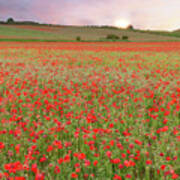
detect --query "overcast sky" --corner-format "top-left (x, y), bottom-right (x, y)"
top-left (0, 0), bottom-right (179, 31)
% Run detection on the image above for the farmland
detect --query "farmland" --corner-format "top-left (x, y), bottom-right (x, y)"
top-left (0, 42), bottom-right (180, 179)
top-left (0, 25), bottom-right (180, 42)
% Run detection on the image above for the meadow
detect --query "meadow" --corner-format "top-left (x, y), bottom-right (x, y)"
top-left (0, 42), bottom-right (179, 180)
top-left (0, 25), bottom-right (180, 42)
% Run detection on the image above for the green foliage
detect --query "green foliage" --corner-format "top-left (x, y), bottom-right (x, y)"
top-left (122, 35), bottom-right (129, 40)
top-left (7, 18), bottom-right (15, 24)
top-left (106, 34), bottom-right (120, 40)
top-left (127, 25), bottom-right (134, 30)
top-left (76, 36), bottom-right (81, 41)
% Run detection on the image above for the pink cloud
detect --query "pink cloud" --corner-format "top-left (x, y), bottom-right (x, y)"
top-left (0, 0), bottom-right (179, 30)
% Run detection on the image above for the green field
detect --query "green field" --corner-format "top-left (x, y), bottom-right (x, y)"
top-left (0, 24), bottom-right (180, 42)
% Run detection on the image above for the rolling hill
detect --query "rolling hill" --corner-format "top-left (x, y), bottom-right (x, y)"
top-left (0, 24), bottom-right (180, 42)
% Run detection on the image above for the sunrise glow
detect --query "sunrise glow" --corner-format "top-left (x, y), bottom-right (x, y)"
top-left (114, 19), bottom-right (130, 28)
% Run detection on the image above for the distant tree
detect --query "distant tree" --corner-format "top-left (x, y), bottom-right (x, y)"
top-left (76, 36), bottom-right (81, 41)
top-left (127, 25), bottom-right (134, 30)
top-left (106, 34), bottom-right (120, 40)
top-left (0, 21), bottom-right (5, 24)
top-left (7, 18), bottom-right (15, 24)
top-left (122, 35), bottom-right (129, 40)
top-left (100, 26), bottom-right (119, 30)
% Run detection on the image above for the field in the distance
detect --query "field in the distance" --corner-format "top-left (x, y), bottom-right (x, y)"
top-left (0, 42), bottom-right (180, 179)
top-left (0, 24), bottom-right (180, 42)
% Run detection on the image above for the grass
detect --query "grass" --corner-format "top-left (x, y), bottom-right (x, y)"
top-left (0, 38), bottom-right (75, 42)
top-left (0, 42), bottom-right (179, 179)
top-left (0, 38), bottom-right (130, 42)
top-left (134, 29), bottom-right (180, 38)
top-left (0, 24), bottom-right (180, 42)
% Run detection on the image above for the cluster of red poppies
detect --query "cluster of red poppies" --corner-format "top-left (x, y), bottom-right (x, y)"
top-left (0, 42), bottom-right (179, 179)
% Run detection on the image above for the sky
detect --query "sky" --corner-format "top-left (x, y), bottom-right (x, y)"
top-left (0, 0), bottom-right (180, 31)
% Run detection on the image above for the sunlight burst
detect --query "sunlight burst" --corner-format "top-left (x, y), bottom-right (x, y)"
top-left (114, 19), bottom-right (130, 28)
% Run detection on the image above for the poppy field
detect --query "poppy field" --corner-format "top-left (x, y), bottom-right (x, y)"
top-left (0, 42), bottom-right (180, 180)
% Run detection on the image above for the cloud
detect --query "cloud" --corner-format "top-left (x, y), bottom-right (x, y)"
top-left (0, 0), bottom-right (34, 20)
top-left (0, 0), bottom-right (179, 30)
